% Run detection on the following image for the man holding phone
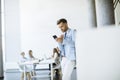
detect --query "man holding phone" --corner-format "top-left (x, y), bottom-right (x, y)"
top-left (55, 18), bottom-right (76, 80)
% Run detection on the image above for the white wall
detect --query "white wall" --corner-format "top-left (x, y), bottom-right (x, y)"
top-left (20, 0), bottom-right (82, 59)
top-left (76, 26), bottom-right (120, 80)
top-left (4, 0), bottom-right (21, 70)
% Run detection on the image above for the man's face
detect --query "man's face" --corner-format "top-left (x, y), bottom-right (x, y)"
top-left (58, 22), bottom-right (68, 32)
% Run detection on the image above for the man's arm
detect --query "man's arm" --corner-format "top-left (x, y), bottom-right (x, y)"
top-left (58, 43), bottom-right (65, 56)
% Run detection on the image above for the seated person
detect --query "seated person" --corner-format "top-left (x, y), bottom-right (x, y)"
top-left (19, 52), bottom-right (31, 80)
top-left (51, 47), bottom-right (61, 78)
top-left (28, 50), bottom-right (36, 60)
top-left (52, 48), bottom-right (60, 67)
top-left (48, 47), bottom-right (60, 68)
top-left (28, 50), bottom-right (38, 76)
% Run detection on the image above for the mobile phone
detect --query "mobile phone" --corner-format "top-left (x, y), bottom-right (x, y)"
top-left (53, 35), bottom-right (57, 39)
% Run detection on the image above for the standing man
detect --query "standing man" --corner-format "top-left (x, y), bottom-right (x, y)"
top-left (56, 18), bottom-right (76, 80)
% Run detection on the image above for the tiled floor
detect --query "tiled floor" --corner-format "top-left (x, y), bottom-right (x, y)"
top-left (4, 69), bottom-right (52, 80)
top-left (1, 69), bottom-right (77, 80)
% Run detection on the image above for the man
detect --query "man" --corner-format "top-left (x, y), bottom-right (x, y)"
top-left (55, 18), bottom-right (76, 80)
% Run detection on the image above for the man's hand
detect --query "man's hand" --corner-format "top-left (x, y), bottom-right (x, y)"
top-left (56, 35), bottom-right (64, 43)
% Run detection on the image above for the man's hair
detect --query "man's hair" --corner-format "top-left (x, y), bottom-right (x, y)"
top-left (57, 18), bottom-right (67, 25)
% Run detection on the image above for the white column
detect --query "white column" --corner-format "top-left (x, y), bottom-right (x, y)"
top-left (87, 0), bottom-right (97, 27)
top-left (0, 0), bottom-right (3, 77)
top-left (95, 0), bottom-right (115, 27)
top-left (79, 0), bottom-right (97, 29)
top-left (4, 0), bottom-right (21, 69)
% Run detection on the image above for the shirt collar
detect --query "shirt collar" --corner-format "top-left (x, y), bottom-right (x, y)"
top-left (64, 28), bottom-right (71, 34)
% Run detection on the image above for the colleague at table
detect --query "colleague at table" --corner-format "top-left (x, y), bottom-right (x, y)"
top-left (49, 47), bottom-right (61, 79)
top-left (49, 47), bottom-right (60, 67)
top-left (52, 48), bottom-right (60, 66)
top-left (20, 52), bottom-right (32, 80)
top-left (47, 48), bottom-right (60, 68)
top-left (28, 50), bottom-right (37, 76)
top-left (56, 18), bottom-right (76, 80)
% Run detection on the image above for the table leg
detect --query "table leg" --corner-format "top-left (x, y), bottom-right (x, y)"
top-left (24, 65), bottom-right (26, 80)
top-left (50, 63), bottom-right (53, 80)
